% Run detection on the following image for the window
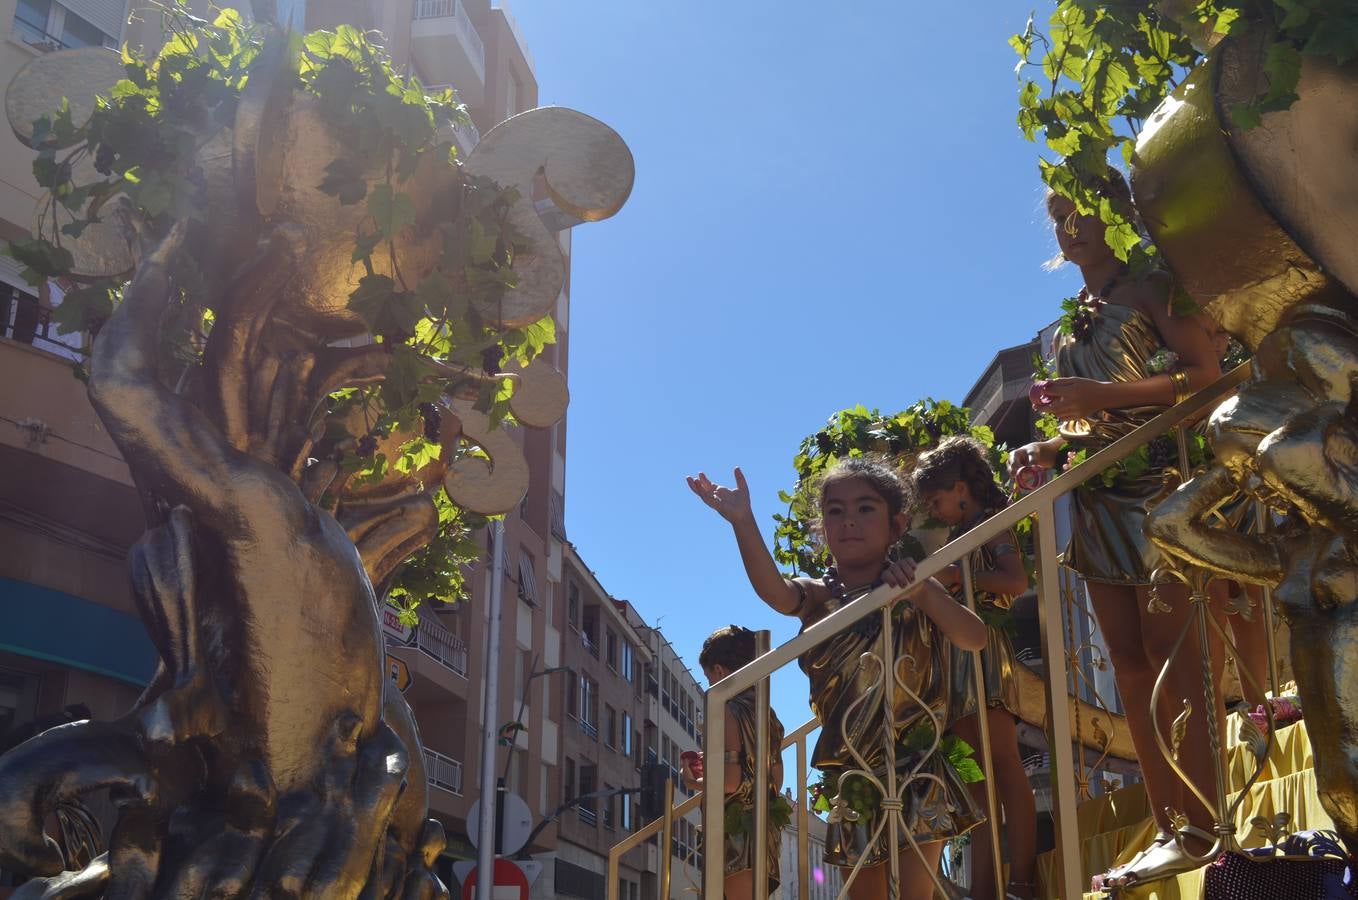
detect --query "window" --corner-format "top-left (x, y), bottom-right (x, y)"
top-left (13, 0), bottom-right (51, 43)
top-left (581, 606), bottom-right (599, 656)
top-left (603, 783), bottom-right (614, 829)
top-left (563, 758), bottom-right (575, 803)
top-left (517, 552), bottom-right (538, 606)
top-left (604, 704), bottom-right (617, 749)
top-left (622, 643), bottom-right (635, 682)
top-left (621, 713), bottom-right (632, 758)
top-left (579, 763), bottom-right (597, 824)
top-left (605, 628), bottom-right (618, 671)
top-left (579, 677), bottom-right (598, 738)
top-left (565, 671), bottom-right (578, 719)
top-left (13, 1), bottom-right (117, 49)
top-left (59, 8), bottom-right (105, 47)
top-left (567, 582), bottom-right (579, 630)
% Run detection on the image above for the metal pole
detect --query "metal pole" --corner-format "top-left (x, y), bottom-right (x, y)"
top-left (961, 557), bottom-right (1004, 900)
top-left (795, 733), bottom-right (809, 900)
top-left (752, 630), bottom-right (771, 899)
top-left (475, 519), bottom-right (506, 900)
top-left (1035, 502), bottom-right (1081, 899)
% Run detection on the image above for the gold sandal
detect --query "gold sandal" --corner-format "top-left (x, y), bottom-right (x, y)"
top-left (1089, 829), bottom-right (1173, 893)
top-left (1104, 825), bottom-right (1216, 890)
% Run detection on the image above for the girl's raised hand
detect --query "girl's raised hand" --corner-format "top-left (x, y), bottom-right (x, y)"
top-left (686, 468), bottom-right (755, 525)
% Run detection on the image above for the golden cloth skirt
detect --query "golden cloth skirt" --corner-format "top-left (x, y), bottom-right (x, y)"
top-left (1065, 470), bottom-right (1171, 585)
top-left (950, 619), bottom-right (1021, 720)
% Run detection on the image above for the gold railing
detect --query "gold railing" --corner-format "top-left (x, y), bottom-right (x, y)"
top-left (606, 362), bottom-right (1257, 900)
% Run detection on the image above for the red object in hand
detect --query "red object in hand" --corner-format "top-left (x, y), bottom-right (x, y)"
top-left (680, 750), bottom-right (703, 780)
top-left (1030, 380), bottom-right (1054, 409)
top-left (1015, 465), bottom-right (1048, 493)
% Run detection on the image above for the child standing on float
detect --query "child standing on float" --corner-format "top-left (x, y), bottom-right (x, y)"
top-left (1009, 174), bottom-right (1226, 889)
top-left (688, 459), bottom-right (987, 900)
top-left (914, 436), bottom-right (1035, 900)
top-left (679, 625), bottom-right (787, 900)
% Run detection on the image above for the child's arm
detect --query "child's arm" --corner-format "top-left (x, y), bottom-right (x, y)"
top-left (883, 559), bottom-right (987, 651)
top-left (687, 469), bottom-right (804, 616)
top-left (974, 535), bottom-right (1029, 598)
top-left (678, 707), bottom-right (743, 798)
top-left (720, 707), bottom-right (742, 798)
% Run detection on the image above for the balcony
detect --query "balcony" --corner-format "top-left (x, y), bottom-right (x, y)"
top-left (581, 631), bottom-right (599, 659)
top-left (425, 748), bottom-right (463, 795)
top-left (2, 291), bottom-right (84, 362)
top-left (411, 0), bottom-right (486, 107)
top-left (425, 86), bottom-right (481, 156)
top-left (416, 615), bottom-right (468, 677)
top-left (579, 718), bottom-right (598, 740)
top-left (578, 806), bottom-right (597, 827)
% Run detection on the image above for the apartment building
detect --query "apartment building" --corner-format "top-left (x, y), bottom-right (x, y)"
top-left (614, 600), bottom-right (707, 900)
top-left (549, 544), bottom-right (651, 900)
top-left (0, 1), bottom-right (569, 895)
top-left (778, 808), bottom-right (844, 900)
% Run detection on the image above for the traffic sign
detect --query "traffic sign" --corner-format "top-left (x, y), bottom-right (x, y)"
top-left (466, 792), bottom-right (533, 855)
top-left (459, 859), bottom-right (529, 900)
top-left (382, 606), bottom-right (415, 644)
top-left (386, 654), bottom-right (412, 692)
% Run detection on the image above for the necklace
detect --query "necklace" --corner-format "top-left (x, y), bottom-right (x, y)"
top-left (1068, 272), bottom-right (1124, 342)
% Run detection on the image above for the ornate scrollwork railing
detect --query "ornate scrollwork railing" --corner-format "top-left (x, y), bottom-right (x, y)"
top-left (608, 362), bottom-right (1268, 900)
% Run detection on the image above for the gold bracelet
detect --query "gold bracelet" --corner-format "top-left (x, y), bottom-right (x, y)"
top-left (1169, 369), bottom-right (1191, 405)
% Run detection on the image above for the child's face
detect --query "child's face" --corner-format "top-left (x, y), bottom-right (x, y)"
top-left (922, 482), bottom-right (969, 527)
top-left (701, 663), bottom-right (729, 687)
top-left (820, 477), bottom-right (901, 569)
top-left (1048, 195), bottom-right (1115, 269)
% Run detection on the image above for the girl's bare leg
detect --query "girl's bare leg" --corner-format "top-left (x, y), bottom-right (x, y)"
top-left (723, 869), bottom-right (754, 900)
top-left (1087, 583), bottom-right (1181, 834)
top-left (1135, 581), bottom-right (1228, 841)
top-left (1229, 583), bottom-right (1272, 711)
top-left (840, 840), bottom-right (946, 900)
top-left (949, 710), bottom-right (1035, 898)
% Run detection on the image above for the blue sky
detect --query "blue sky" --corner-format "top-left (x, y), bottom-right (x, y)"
top-left (508, 1), bottom-right (1078, 768)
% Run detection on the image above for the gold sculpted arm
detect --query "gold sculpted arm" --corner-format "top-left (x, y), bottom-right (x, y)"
top-left (88, 225), bottom-right (303, 532)
top-left (1145, 465), bottom-right (1283, 584)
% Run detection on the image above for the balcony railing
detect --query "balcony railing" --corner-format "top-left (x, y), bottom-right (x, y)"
top-left (1, 290), bottom-right (85, 360)
top-left (579, 718), bottom-right (598, 740)
top-left (413, 0), bottom-right (485, 63)
top-left (416, 616), bottom-right (468, 677)
top-left (424, 748), bottom-right (462, 795)
top-left (581, 631), bottom-right (599, 658)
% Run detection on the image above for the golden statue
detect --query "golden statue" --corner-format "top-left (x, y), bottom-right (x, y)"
top-left (0, 15), bottom-right (632, 899)
top-left (1136, 26), bottom-right (1358, 851)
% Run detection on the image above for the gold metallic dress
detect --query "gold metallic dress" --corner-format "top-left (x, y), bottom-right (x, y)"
top-left (723, 689), bottom-right (786, 894)
top-left (1054, 301), bottom-right (1173, 585)
top-left (948, 526), bottom-right (1022, 719)
top-left (800, 591), bottom-right (984, 869)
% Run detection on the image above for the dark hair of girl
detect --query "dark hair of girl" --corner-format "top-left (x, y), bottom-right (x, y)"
top-left (913, 436), bottom-right (1008, 513)
top-left (699, 625), bottom-right (758, 673)
top-left (816, 456), bottom-right (913, 520)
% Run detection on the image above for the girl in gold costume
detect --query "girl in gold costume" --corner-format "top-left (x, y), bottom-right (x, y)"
top-left (1010, 174), bottom-right (1227, 889)
top-left (914, 436), bottom-right (1036, 900)
top-left (680, 625), bottom-right (787, 900)
top-left (688, 459), bottom-right (986, 900)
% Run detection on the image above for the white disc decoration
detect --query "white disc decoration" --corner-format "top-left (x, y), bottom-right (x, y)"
top-left (442, 398), bottom-right (529, 515)
top-left (463, 107), bottom-right (634, 329)
top-left (506, 359), bottom-right (568, 428)
top-left (5, 48), bottom-right (123, 147)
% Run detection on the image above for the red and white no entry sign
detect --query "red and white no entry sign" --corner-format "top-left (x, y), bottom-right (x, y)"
top-left (460, 858), bottom-right (530, 900)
